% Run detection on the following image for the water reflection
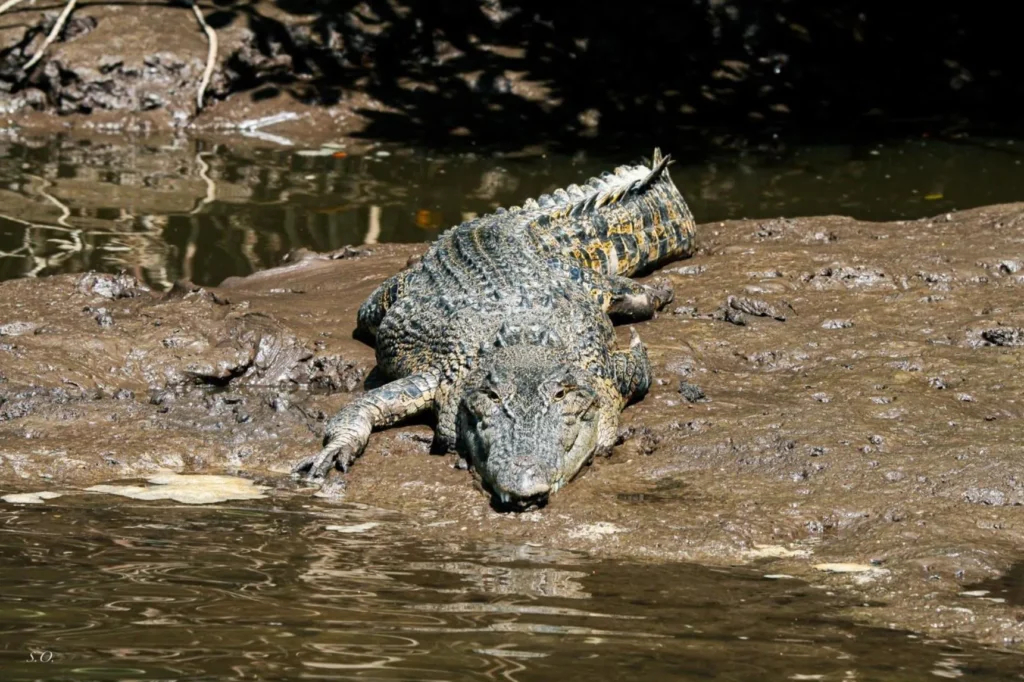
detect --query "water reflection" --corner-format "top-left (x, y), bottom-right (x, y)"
top-left (2, 133), bottom-right (1023, 288)
top-left (0, 495), bottom-right (1021, 680)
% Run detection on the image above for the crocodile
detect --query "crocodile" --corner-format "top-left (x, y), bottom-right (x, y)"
top-left (292, 148), bottom-right (697, 508)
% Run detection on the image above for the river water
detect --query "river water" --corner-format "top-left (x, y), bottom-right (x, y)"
top-left (1, 133), bottom-right (1023, 287)
top-left (2, 494), bottom-right (1023, 681)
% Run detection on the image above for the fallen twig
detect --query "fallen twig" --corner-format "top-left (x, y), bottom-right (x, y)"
top-left (238, 111), bottom-right (300, 131)
top-left (23, 0), bottom-right (78, 71)
top-left (191, 1), bottom-right (217, 111)
top-left (234, 112), bottom-right (300, 146)
top-left (239, 128), bottom-right (294, 146)
top-left (0, 0), bottom-right (30, 17)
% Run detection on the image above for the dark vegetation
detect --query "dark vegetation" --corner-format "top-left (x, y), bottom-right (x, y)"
top-left (206, 0), bottom-right (1024, 152)
top-left (1, 1), bottom-right (1022, 154)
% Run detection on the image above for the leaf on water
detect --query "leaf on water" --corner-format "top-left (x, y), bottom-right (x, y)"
top-left (415, 209), bottom-right (443, 229)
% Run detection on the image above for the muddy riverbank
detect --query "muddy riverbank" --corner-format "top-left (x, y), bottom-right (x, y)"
top-left (0, 1), bottom-right (546, 147)
top-left (2, 202), bottom-right (1024, 649)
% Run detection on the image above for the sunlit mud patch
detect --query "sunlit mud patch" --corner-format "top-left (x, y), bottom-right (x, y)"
top-left (85, 473), bottom-right (267, 504)
top-left (1, 491), bottom-right (63, 505)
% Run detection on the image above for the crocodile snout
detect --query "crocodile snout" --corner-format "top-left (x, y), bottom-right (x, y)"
top-left (491, 467), bottom-right (552, 510)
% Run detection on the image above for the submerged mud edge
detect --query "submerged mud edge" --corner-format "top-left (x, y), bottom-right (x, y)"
top-left (2, 204), bottom-right (1024, 649)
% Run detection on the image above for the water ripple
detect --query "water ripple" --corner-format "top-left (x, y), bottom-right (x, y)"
top-left (1, 496), bottom-right (1021, 681)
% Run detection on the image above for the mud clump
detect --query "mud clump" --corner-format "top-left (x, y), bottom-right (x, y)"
top-left (76, 272), bottom-right (149, 300)
top-left (726, 295), bottom-right (789, 321)
top-left (677, 382), bottom-right (707, 403)
top-left (979, 327), bottom-right (1024, 347)
top-left (0, 254), bottom-right (389, 480)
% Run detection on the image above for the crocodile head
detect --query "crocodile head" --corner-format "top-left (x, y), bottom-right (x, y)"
top-left (457, 345), bottom-right (603, 509)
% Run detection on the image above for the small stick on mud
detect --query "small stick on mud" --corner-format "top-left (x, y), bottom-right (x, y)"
top-left (22, 0), bottom-right (78, 71)
top-left (190, 1), bottom-right (218, 111)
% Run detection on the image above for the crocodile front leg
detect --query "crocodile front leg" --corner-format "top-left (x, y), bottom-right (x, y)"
top-left (611, 327), bottom-right (653, 405)
top-left (588, 330), bottom-right (652, 459)
top-left (293, 372), bottom-right (440, 481)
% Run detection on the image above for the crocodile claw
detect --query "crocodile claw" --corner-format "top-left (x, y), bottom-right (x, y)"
top-left (629, 326), bottom-right (643, 349)
top-left (291, 441), bottom-right (356, 482)
top-left (646, 276), bottom-right (675, 310)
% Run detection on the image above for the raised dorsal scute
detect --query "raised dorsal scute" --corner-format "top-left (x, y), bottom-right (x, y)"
top-left (566, 184), bottom-right (586, 199)
top-left (494, 321), bottom-right (520, 348)
top-left (539, 329), bottom-right (563, 347)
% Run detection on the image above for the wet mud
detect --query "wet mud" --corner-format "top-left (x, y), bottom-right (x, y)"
top-left (2, 203), bottom-right (1024, 649)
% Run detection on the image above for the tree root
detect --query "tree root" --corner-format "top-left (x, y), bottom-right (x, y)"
top-left (23, 0), bottom-right (78, 71)
top-left (0, 0), bottom-right (31, 17)
top-left (190, 1), bottom-right (218, 111)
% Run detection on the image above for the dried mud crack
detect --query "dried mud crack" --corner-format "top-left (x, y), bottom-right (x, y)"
top-left (2, 207), bottom-right (1024, 651)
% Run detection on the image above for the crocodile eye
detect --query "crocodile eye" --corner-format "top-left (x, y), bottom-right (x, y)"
top-left (484, 388), bottom-right (502, 403)
top-left (553, 383), bottom-right (577, 401)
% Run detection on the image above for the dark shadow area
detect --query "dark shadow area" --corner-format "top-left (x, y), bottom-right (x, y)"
top-left (962, 562), bottom-right (1024, 607)
top-left (198, 0), bottom-right (1024, 153)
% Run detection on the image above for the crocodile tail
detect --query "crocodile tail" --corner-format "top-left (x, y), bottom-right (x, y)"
top-left (536, 147), bottom-right (695, 277)
top-left (638, 147), bottom-right (673, 193)
top-left (441, 147), bottom-right (695, 277)
top-left (572, 149), bottom-right (674, 216)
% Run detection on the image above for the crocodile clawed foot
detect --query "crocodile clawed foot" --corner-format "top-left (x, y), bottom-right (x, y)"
top-left (291, 442), bottom-right (357, 482)
top-left (290, 453), bottom-right (331, 483)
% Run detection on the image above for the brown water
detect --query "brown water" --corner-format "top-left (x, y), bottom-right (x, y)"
top-left (1, 133), bottom-right (1023, 287)
top-left (1, 495), bottom-right (1022, 681)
